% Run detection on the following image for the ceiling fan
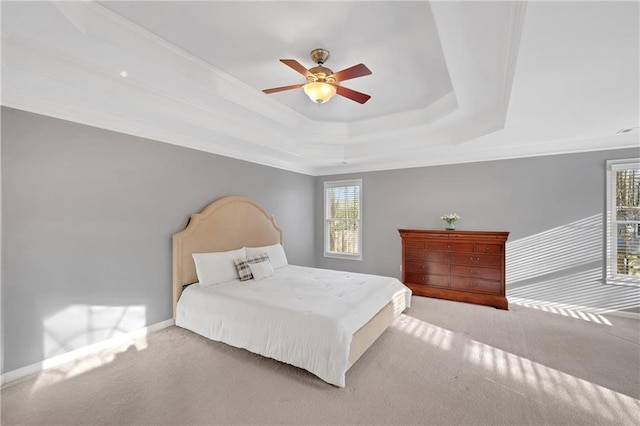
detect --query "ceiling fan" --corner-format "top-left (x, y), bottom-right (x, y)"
top-left (262, 49), bottom-right (372, 104)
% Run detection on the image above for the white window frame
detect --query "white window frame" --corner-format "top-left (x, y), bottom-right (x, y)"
top-left (605, 158), bottom-right (640, 286)
top-left (324, 179), bottom-right (363, 261)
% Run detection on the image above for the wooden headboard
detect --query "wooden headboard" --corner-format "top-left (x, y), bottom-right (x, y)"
top-left (172, 196), bottom-right (283, 317)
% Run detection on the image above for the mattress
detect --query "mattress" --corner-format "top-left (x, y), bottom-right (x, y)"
top-left (176, 265), bottom-right (411, 387)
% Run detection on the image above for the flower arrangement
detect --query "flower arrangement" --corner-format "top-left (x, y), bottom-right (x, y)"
top-left (441, 213), bottom-right (460, 230)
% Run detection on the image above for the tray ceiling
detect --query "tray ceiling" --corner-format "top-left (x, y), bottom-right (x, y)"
top-left (2, 1), bottom-right (638, 175)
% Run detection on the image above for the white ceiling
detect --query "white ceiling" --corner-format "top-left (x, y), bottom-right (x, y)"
top-left (2, 1), bottom-right (638, 176)
top-left (100, 1), bottom-right (454, 123)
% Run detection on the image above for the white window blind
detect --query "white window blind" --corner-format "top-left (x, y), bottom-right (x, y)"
top-left (606, 159), bottom-right (640, 284)
top-left (324, 179), bottom-right (362, 260)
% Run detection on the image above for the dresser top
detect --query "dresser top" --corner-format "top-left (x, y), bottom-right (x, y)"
top-left (398, 229), bottom-right (509, 241)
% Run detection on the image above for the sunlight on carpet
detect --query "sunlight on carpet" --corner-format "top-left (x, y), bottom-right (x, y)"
top-left (508, 298), bottom-right (613, 325)
top-left (391, 314), bottom-right (639, 424)
top-left (31, 336), bottom-right (148, 394)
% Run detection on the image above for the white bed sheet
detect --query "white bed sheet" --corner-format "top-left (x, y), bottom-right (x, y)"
top-left (176, 265), bottom-right (411, 387)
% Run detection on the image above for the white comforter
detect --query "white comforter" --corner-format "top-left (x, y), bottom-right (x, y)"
top-left (176, 265), bottom-right (411, 387)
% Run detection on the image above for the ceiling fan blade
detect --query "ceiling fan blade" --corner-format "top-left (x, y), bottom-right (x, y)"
top-left (330, 63), bottom-right (372, 82)
top-left (336, 86), bottom-right (371, 104)
top-left (280, 59), bottom-right (313, 78)
top-left (262, 83), bottom-right (305, 94)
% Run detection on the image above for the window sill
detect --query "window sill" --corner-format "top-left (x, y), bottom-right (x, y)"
top-left (605, 276), bottom-right (640, 288)
top-left (324, 252), bottom-right (362, 261)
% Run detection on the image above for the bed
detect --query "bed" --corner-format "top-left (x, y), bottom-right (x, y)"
top-left (172, 196), bottom-right (411, 387)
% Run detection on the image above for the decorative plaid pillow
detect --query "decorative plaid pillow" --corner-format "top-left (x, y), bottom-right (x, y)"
top-left (233, 253), bottom-right (270, 281)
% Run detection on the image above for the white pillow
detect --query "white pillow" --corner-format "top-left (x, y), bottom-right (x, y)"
top-left (245, 243), bottom-right (288, 269)
top-left (192, 247), bottom-right (246, 287)
top-left (249, 259), bottom-right (275, 281)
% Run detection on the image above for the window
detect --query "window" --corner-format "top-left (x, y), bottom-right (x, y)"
top-left (606, 159), bottom-right (640, 284)
top-left (324, 179), bottom-right (362, 260)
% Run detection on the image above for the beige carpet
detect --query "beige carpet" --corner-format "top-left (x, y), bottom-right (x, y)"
top-left (2, 296), bottom-right (639, 425)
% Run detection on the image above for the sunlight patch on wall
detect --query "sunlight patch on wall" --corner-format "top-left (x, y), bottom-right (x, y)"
top-left (506, 214), bottom-right (601, 283)
top-left (392, 314), bottom-right (639, 424)
top-left (43, 305), bottom-right (146, 359)
top-left (508, 268), bottom-right (640, 323)
top-left (31, 305), bottom-right (147, 392)
top-left (506, 214), bottom-right (640, 315)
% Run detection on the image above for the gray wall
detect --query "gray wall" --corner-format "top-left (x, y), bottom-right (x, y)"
top-left (2, 105), bottom-right (638, 375)
top-left (316, 148), bottom-right (640, 314)
top-left (1, 107), bottom-right (315, 373)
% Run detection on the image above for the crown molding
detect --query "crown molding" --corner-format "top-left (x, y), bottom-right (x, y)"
top-left (312, 132), bottom-right (640, 176)
top-left (300, 90), bottom-right (459, 142)
top-left (428, 1), bottom-right (529, 148)
top-left (50, 2), bottom-right (88, 36)
top-left (5, 1), bottom-right (633, 177)
top-left (0, 0), bottom-right (535, 176)
top-left (348, 91), bottom-right (459, 139)
top-left (2, 34), bottom-right (305, 154)
top-left (71, 1), bottom-right (310, 130)
top-left (6, 82), bottom-right (637, 178)
top-left (52, 1), bottom-right (465, 140)
top-left (1, 86), bottom-right (315, 176)
top-left (497, 0), bottom-right (528, 121)
top-left (3, 30), bottom-right (465, 163)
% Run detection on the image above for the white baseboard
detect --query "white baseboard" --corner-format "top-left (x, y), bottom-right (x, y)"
top-left (1, 318), bottom-right (174, 387)
top-left (509, 297), bottom-right (640, 321)
top-left (602, 310), bottom-right (640, 320)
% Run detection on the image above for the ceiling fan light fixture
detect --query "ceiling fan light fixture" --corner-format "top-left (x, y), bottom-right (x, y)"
top-left (263, 49), bottom-right (371, 104)
top-left (303, 81), bottom-right (337, 104)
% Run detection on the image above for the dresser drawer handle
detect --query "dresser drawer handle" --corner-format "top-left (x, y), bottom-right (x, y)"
top-left (470, 257), bottom-right (481, 262)
top-left (485, 247), bottom-right (491, 251)
top-left (470, 269), bottom-right (479, 275)
top-left (469, 282), bottom-right (478, 287)
top-left (421, 277), bottom-right (429, 283)
top-left (422, 265), bottom-right (428, 270)
top-left (447, 244), bottom-right (451, 249)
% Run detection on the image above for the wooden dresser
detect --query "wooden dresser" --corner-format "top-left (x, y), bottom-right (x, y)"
top-left (398, 229), bottom-right (509, 309)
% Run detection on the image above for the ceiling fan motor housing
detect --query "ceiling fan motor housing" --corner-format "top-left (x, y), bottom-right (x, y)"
top-left (307, 65), bottom-right (335, 85)
top-left (308, 49), bottom-right (335, 85)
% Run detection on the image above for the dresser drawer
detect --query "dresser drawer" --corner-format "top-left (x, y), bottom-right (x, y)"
top-left (424, 241), bottom-right (474, 252)
top-left (450, 265), bottom-right (502, 280)
top-left (448, 242), bottom-right (475, 252)
top-left (450, 276), bottom-right (501, 294)
top-left (406, 250), bottom-right (449, 262)
top-left (405, 273), bottom-right (450, 288)
top-left (406, 261), bottom-right (450, 275)
top-left (405, 241), bottom-right (425, 250)
top-left (450, 253), bottom-right (501, 268)
top-left (475, 243), bottom-right (503, 254)
top-left (423, 241), bottom-right (449, 251)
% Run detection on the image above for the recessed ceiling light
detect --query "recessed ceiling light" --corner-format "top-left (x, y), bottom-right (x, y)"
top-left (120, 71), bottom-right (128, 78)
